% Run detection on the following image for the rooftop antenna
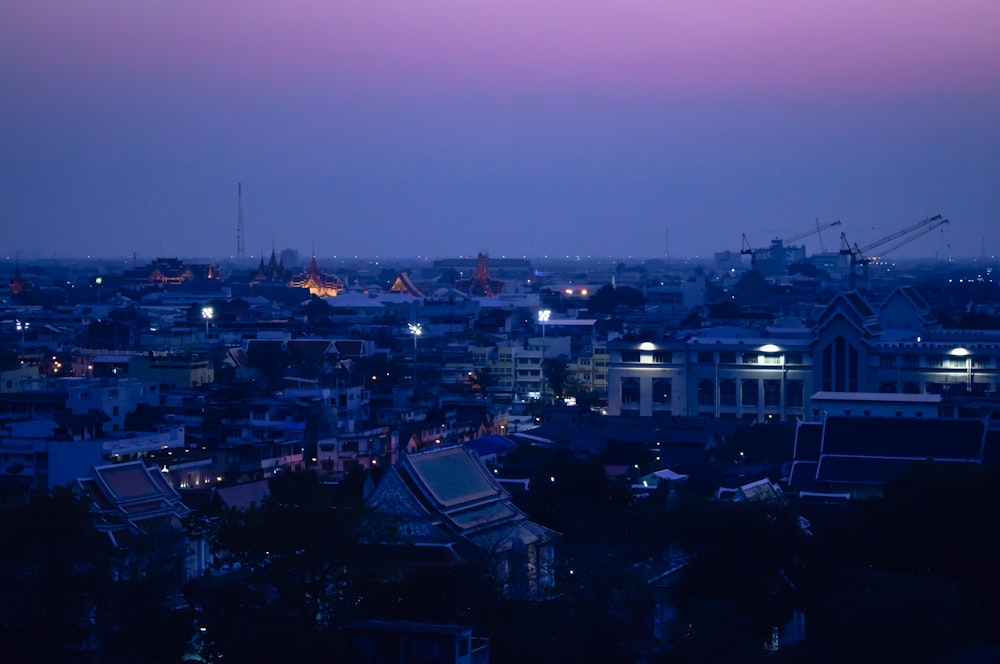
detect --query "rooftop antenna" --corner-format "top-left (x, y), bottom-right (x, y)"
top-left (236, 182), bottom-right (245, 261)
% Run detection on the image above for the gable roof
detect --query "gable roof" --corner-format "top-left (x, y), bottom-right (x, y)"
top-left (815, 291), bottom-right (882, 338)
top-left (78, 461), bottom-right (191, 534)
top-left (789, 416), bottom-right (987, 491)
top-left (367, 445), bottom-right (557, 554)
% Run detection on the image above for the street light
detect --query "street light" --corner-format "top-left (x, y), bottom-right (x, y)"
top-left (201, 306), bottom-right (214, 339)
top-left (95, 276), bottom-right (103, 302)
top-left (15, 320), bottom-right (29, 351)
top-left (408, 323), bottom-right (422, 394)
top-left (538, 310), bottom-right (551, 400)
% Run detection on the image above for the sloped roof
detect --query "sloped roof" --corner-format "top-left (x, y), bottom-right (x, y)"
top-left (216, 479), bottom-right (271, 509)
top-left (793, 421), bottom-right (822, 461)
top-left (815, 291), bottom-right (882, 337)
top-left (79, 461), bottom-right (191, 533)
top-left (821, 417), bottom-right (985, 460)
top-left (367, 445), bottom-right (557, 553)
top-left (466, 434), bottom-right (517, 457)
top-left (406, 445), bottom-right (501, 509)
top-left (815, 456), bottom-right (978, 485)
top-left (734, 477), bottom-right (787, 505)
top-left (789, 416), bottom-right (987, 490)
top-left (389, 272), bottom-right (425, 298)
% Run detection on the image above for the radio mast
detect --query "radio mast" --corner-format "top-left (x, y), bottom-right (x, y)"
top-left (236, 182), bottom-right (246, 261)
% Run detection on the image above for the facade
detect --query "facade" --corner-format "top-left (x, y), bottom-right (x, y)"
top-left (607, 288), bottom-right (1000, 421)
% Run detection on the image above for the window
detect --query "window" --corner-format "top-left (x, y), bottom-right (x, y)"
top-left (652, 352), bottom-right (671, 364)
top-left (879, 382), bottom-right (897, 393)
top-left (742, 380), bottom-right (758, 406)
top-left (719, 380), bottom-right (737, 406)
top-left (697, 380), bottom-right (714, 406)
top-left (786, 353), bottom-right (804, 365)
top-left (719, 352), bottom-right (736, 364)
top-left (697, 352), bottom-right (714, 364)
top-left (621, 351), bottom-right (640, 363)
top-left (879, 355), bottom-right (896, 368)
top-left (764, 380), bottom-right (781, 407)
top-left (652, 378), bottom-right (671, 405)
top-left (621, 378), bottom-right (640, 405)
top-left (742, 353), bottom-right (759, 364)
top-left (902, 382), bottom-right (921, 394)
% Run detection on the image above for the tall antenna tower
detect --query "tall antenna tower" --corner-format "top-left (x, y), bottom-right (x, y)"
top-left (236, 181), bottom-right (246, 261)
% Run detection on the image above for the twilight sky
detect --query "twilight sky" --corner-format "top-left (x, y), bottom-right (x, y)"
top-left (2, 0), bottom-right (998, 261)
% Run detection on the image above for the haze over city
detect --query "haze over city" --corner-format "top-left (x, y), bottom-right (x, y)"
top-left (2, 0), bottom-right (998, 260)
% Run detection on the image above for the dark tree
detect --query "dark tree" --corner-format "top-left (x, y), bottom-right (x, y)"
top-left (0, 488), bottom-right (117, 662)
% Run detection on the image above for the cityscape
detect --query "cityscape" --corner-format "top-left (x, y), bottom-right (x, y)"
top-left (1, 239), bottom-right (999, 661)
top-left (4, 0), bottom-right (1000, 662)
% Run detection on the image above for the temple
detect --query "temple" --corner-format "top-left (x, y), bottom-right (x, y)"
top-left (455, 252), bottom-right (504, 297)
top-left (250, 247), bottom-right (287, 285)
top-left (287, 254), bottom-right (344, 297)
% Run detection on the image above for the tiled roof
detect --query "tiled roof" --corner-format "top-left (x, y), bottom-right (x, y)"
top-left (406, 446), bottom-right (499, 509)
top-left (466, 434), bottom-right (517, 457)
top-left (793, 421), bottom-right (822, 461)
top-left (789, 415), bottom-right (987, 491)
top-left (98, 462), bottom-right (164, 500)
top-left (821, 417), bottom-right (984, 460)
top-left (816, 456), bottom-right (977, 485)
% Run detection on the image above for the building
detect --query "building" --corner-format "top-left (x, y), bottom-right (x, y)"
top-left (288, 255), bottom-right (344, 297)
top-left (788, 416), bottom-right (989, 499)
top-left (122, 258), bottom-right (220, 288)
top-left (365, 445), bottom-right (558, 599)
top-left (606, 287), bottom-right (1000, 421)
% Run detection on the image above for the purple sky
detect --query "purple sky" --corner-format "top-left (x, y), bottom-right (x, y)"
top-left (2, 0), bottom-right (998, 261)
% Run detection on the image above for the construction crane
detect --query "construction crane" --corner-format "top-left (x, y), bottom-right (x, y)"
top-left (740, 219), bottom-right (841, 274)
top-left (841, 214), bottom-right (950, 288)
top-left (740, 233), bottom-right (756, 268)
top-left (782, 219), bottom-right (842, 246)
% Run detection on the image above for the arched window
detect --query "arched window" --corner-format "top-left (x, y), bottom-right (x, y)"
top-left (652, 378), bottom-right (671, 405)
top-left (697, 380), bottom-right (714, 406)
top-left (621, 378), bottom-right (640, 404)
top-left (719, 380), bottom-right (737, 406)
top-left (879, 382), bottom-right (897, 393)
top-left (742, 380), bottom-right (758, 406)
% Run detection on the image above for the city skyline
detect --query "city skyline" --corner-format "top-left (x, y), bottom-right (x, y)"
top-left (2, 1), bottom-right (998, 260)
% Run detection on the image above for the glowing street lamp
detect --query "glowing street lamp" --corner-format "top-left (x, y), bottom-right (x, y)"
top-left (408, 323), bottom-right (422, 393)
top-left (538, 310), bottom-right (551, 399)
top-left (15, 320), bottom-right (29, 351)
top-left (201, 306), bottom-right (214, 338)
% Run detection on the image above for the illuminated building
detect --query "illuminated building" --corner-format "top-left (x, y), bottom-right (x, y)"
top-left (287, 254), bottom-right (344, 297)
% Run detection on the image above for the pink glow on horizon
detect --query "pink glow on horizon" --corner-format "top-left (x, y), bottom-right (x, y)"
top-left (3, 0), bottom-right (999, 101)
